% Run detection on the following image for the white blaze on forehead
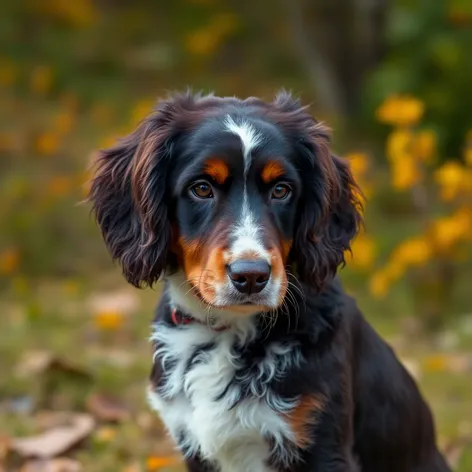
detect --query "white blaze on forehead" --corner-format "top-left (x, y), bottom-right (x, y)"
top-left (224, 116), bottom-right (268, 263)
top-left (224, 115), bottom-right (262, 174)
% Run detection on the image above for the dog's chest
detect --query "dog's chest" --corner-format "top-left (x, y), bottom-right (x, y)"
top-left (148, 323), bottom-right (300, 472)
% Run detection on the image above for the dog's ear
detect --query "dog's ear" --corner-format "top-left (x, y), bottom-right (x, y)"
top-left (88, 96), bottom-right (186, 287)
top-left (272, 92), bottom-right (363, 290)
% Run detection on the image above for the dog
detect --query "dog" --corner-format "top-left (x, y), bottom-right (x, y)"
top-left (89, 91), bottom-right (451, 472)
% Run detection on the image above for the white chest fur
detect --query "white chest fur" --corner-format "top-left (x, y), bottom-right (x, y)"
top-left (148, 320), bottom-right (300, 472)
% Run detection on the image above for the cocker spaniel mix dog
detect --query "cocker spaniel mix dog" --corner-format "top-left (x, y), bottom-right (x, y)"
top-left (89, 92), bottom-right (450, 472)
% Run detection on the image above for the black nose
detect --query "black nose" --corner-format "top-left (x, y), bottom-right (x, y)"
top-left (227, 260), bottom-right (271, 295)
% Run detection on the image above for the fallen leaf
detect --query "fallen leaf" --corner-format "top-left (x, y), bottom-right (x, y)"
top-left (12, 414), bottom-right (95, 458)
top-left (87, 291), bottom-right (139, 316)
top-left (21, 458), bottom-right (82, 472)
top-left (0, 435), bottom-right (11, 461)
top-left (16, 352), bottom-right (91, 381)
top-left (146, 455), bottom-right (181, 470)
top-left (86, 393), bottom-right (130, 422)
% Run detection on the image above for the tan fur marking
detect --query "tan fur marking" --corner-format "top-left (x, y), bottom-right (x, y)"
top-left (285, 394), bottom-right (325, 448)
top-left (261, 161), bottom-right (285, 183)
top-left (204, 158), bottom-right (230, 185)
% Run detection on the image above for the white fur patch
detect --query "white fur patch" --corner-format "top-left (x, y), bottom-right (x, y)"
top-left (149, 317), bottom-right (302, 471)
top-left (224, 116), bottom-right (262, 174)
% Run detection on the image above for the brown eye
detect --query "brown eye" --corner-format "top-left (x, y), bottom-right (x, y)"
top-left (190, 181), bottom-right (213, 199)
top-left (271, 183), bottom-right (291, 200)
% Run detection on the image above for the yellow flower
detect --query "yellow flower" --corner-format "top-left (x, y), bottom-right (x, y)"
top-left (431, 210), bottom-right (472, 250)
top-left (376, 95), bottom-right (425, 127)
top-left (347, 233), bottom-right (376, 270)
top-left (424, 355), bottom-right (447, 372)
top-left (386, 129), bottom-right (413, 162)
top-left (434, 161), bottom-right (467, 200)
top-left (30, 65), bottom-right (53, 95)
top-left (0, 247), bottom-right (20, 275)
top-left (392, 237), bottom-right (431, 267)
top-left (412, 130), bottom-right (437, 163)
top-left (35, 132), bottom-right (60, 155)
top-left (391, 156), bottom-right (421, 190)
top-left (369, 271), bottom-right (391, 299)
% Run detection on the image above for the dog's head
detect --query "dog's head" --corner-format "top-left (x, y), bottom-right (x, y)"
top-left (89, 92), bottom-right (362, 315)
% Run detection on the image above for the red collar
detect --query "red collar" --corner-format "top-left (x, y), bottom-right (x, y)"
top-left (171, 308), bottom-right (229, 332)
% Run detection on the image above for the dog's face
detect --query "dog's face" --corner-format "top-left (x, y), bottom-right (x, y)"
top-left (169, 115), bottom-right (299, 311)
top-left (89, 92), bottom-right (361, 314)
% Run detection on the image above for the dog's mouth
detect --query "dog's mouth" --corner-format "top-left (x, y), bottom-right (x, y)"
top-left (189, 281), bottom-right (273, 312)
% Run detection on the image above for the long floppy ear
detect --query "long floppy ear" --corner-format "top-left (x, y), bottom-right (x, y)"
top-left (88, 97), bottom-right (185, 287)
top-left (272, 92), bottom-right (363, 290)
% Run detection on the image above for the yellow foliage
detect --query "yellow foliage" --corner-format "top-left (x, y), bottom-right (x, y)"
top-left (11, 276), bottom-right (29, 295)
top-left (376, 95), bottom-right (424, 127)
top-left (185, 14), bottom-right (239, 56)
top-left (0, 247), bottom-right (20, 275)
top-left (386, 129), bottom-right (413, 162)
top-left (346, 152), bottom-right (369, 178)
top-left (369, 270), bottom-right (391, 299)
top-left (94, 310), bottom-right (124, 330)
top-left (29, 0), bottom-right (97, 28)
top-left (0, 57), bottom-right (17, 86)
top-left (434, 161), bottom-right (472, 200)
top-left (431, 209), bottom-right (472, 250)
top-left (391, 155), bottom-right (421, 190)
top-left (30, 65), bottom-right (53, 95)
top-left (412, 130), bottom-right (437, 163)
top-left (347, 233), bottom-right (376, 270)
top-left (35, 132), bottom-right (60, 156)
top-left (424, 355), bottom-right (447, 372)
top-left (185, 28), bottom-right (221, 56)
top-left (391, 237), bottom-right (431, 267)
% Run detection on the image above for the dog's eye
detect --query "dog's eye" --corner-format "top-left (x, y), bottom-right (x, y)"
top-left (271, 183), bottom-right (291, 200)
top-left (190, 181), bottom-right (213, 199)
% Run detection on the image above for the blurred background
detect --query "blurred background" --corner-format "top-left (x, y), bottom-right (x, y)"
top-left (1, 0), bottom-right (471, 470)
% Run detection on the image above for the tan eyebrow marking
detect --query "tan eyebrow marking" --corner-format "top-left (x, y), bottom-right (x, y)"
top-left (261, 160), bottom-right (285, 183)
top-left (204, 158), bottom-right (230, 185)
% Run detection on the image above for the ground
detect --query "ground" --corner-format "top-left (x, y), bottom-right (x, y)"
top-left (0, 274), bottom-right (471, 472)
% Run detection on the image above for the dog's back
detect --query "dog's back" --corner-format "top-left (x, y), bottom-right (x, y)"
top-left (347, 298), bottom-right (450, 472)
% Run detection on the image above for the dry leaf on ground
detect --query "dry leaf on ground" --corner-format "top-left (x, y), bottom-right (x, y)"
top-left (146, 455), bottom-right (181, 470)
top-left (86, 393), bottom-right (130, 422)
top-left (12, 414), bottom-right (95, 458)
top-left (20, 458), bottom-right (82, 472)
top-left (15, 351), bottom-right (92, 381)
